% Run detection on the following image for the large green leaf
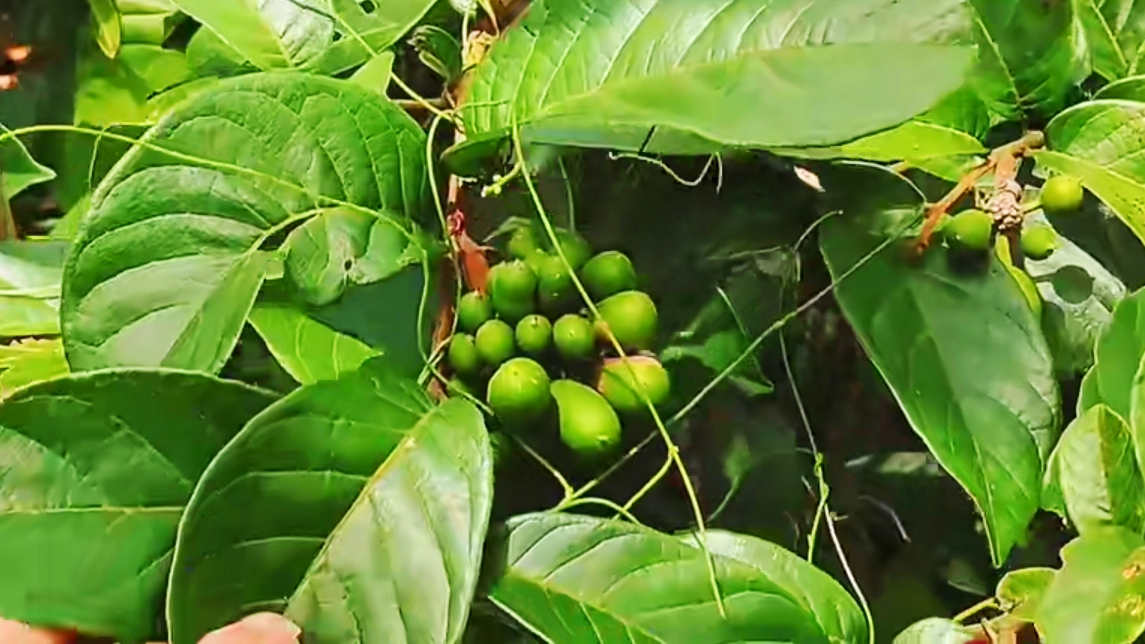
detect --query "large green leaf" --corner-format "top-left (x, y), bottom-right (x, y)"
top-left (819, 165), bottom-right (1060, 565)
top-left (168, 361), bottom-right (493, 644)
top-left (60, 72), bottom-right (429, 373)
top-left (1079, 287), bottom-right (1145, 419)
top-left (0, 369), bottom-right (275, 641)
top-left (996, 567), bottom-right (1055, 622)
top-left (0, 125), bottom-right (56, 199)
top-left (1042, 404), bottom-right (1145, 534)
top-left (966, 0), bottom-right (1083, 120)
top-left (489, 513), bottom-right (865, 643)
top-left (75, 44), bottom-right (193, 127)
top-left (88, 0), bottom-right (123, 58)
top-left (173, 0), bottom-right (437, 75)
top-left (247, 303), bottom-right (380, 384)
top-left (1046, 100), bottom-right (1145, 181)
top-left (0, 339), bottom-right (69, 397)
top-left (773, 121), bottom-right (986, 164)
top-left (462, 0), bottom-right (975, 154)
top-left (1036, 527), bottom-right (1145, 644)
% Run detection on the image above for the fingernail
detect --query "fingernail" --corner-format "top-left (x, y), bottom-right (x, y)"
top-left (238, 613), bottom-right (301, 638)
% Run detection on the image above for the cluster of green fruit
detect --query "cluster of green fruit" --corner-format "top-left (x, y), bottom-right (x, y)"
top-left (942, 175), bottom-right (1085, 260)
top-left (445, 225), bottom-right (670, 457)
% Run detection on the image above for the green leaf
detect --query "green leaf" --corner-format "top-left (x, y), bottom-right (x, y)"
top-left (996, 567), bottom-right (1055, 622)
top-left (819, 164), bottom-right (1060, 565)
top-left (967, 0), bottom-right (1084, 120)
top-left (75, 44), bottom-right (193, 127)
top-left (410, 25), bottom-right (462, 83)
top-left (1047, 100), bottom-right (1145, 181)
top-left (1, 125), bottom-right (56, 199)
top-left (173, 0), bottom-right (438, 75)
top-left (892, 618), bottom-right (980, 644)
top-left (349, 51), bottom-right (395, 93)
top-left (1022, 213), bottom-right (1127, 376)
top-left (88, 0), bottom-right (123, 58)
top-left (120, 0), bottom-right (182, 45)
top-left (185, 26), bottom-right (257, 78)
top-left (1035, 150), bottom-right (1145, 250)
top-left (247, 303), bottom-right (380, 384)
top-left (1095, 75), bottom-right (1145, 101)
top-left (61, 72), bottom-right (429, 373)
top-left (463, 0), bottom-right (976, 153)
top-left (168, 362), bottom-right (493, 644)
top-left (1042, 405), bottom-right (1145, 534)
top-left (684, 530), bottom-right (867, 643)
top-left (1095, 2), bottom-right (1145, 76)
top-left (1078, 287), bottom-right (1145, 419)
top-left (1036, 527), bottom-right (1145, 644)
top-left (773, 121), bottom-right (986, 163)
top-left (0, 369), bottom-right (275, 641)
top-left (489, 512), bottom-right (865, 643)
top-left (0, 240), bottom-right (68, 338)
top-left (0, 338), bottom-right (69, 397)
top-left (283, 206), bottom-right (420, 306)
top-left (1074, 0), bottom-right (1128, 80)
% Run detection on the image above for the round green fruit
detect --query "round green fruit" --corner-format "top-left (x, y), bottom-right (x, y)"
top-left (1020, 224), bottom-right (1059, 260)
top-left (553, 314), bottom-right (596, 360)
top-left (1041, 175), bottom-right (1085, 216)
top-left (487, 357), bottom-right (551, 425)
top-left (581, 251), bottom-right (637, 300)
top-left (488, 260), bottom-right (537, 321)
top-left (475, 319), bottom-right (516, 366)
top-left (456, 292), bottom-right (492, 333)
top-left (551, 379), bottom-right (622, 455)
top-left (507, 225), bottom-right (542, 259)
top-left (535, 255), bottom-right (577, 313)
top-left (944, 209), bottom-right (994, 251)
top-left (596, 290), bottom-right (658, 350)
top-left (597, 356), bottom-right (670, 414)
top-left (553, 230), bottom-right (593, 270)
top-left (515, 315), bottom-right (553, 356)
top-left (448, 333), bottom-right (481, 376)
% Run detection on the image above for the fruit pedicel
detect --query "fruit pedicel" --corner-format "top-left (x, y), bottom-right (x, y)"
top-left (442, 224), bottom-right (671, 458)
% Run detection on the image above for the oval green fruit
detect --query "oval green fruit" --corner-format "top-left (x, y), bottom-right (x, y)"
top-left (551, 379), bottom-right (622, 455)
top-left (553, 314), bottom-right (596, 360)
top-left (596, 290), bottom-right (658, 350)
top-left (475, 319), bottom-right (516, 366)
top-left (456, 291), bottom-right (492, 333)
top-left (448, 333), bottom-right (481, 376)
top-left (1020, 224), bottom-right (1059, 260)
top-left (1041, 175), bottom-right (1085, 216)
top-left (507, 225), bottom-right (542, 259)
top-left (598, 356), bottom-right (670, 414)
top-left (535, 254), bottom-right (577, 313)
top-left (944, 209), bottom-right (994, 251)
top-left (487, 357), bottom-right (551, 425)
top-left (489, 260), bottom-right (537, 321)
top-left (581, 251), bottom-right (637, 300)
top-left (553, 230), bottom-right (593, 270)
top-left (515, 314), bottom-right (553, 356)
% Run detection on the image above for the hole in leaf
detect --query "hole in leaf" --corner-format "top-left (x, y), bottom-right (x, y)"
top-left (343, 259), bottom-right (354, 271)
top-left (332, 31), bottom-right (343, 42)
top-left (360, 0), bottom-right (376, 13)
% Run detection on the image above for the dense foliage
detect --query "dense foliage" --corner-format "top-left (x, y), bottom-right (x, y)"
top-left (11, 0), bottom-right (1145, 643)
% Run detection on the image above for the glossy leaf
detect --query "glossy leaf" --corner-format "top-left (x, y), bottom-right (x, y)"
top-left (0, 125), bottom-right (56, 199)
top-left (1046, 100), bottom-right (1145, 181)
top-left (173, 0), bottom-right (438, 75)
top-left (1035, 150), bottom-right (1145, 250)
top-left (247, 304), bottom-right (380, 384)
top-left (996, 567), bottom-right (1055, 622)
top-left (684, 530), bottom-right (867, 643)
top-left (1075, 0), bottom-right (1129, 80)
top-left (1095, 75), bottom-right (1145, 101)
top-left (349, 51), bottom-right (395, 93)
top-left (60, 72), bottom-right (429, 373)
top-left (0, 240), bottom-right (68, 338)
top-left (1079, 287), bottom-right (1145, 419)
top-left (1042, 405), bottom-right (1145, 534)
top-left (463, 0), bottom-right (975, 153)
top-left (892, 618), bottom-right (979, 644)
top-left (774, 121), bottom-right (986, 163)
top-left (819, 165), bottom-right (1059, 565)
top-left (966, 0), bottom-right (1083, 120)
top-left (489, 512), bottom-right (865, 643)
top-left (1036, 527), bottom-right (1145, 644)
top-left (0, 369), bottom-right (275, 641)
top-left (168, 362), bottom-right (493, 644)
top-left (1022, 213), bottom-right (1126, 376)
top-left (0, 339), bottom-right (68, 397)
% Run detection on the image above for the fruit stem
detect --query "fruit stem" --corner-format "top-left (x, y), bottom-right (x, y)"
top-left (512, 435), bottom-right (574, 499)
